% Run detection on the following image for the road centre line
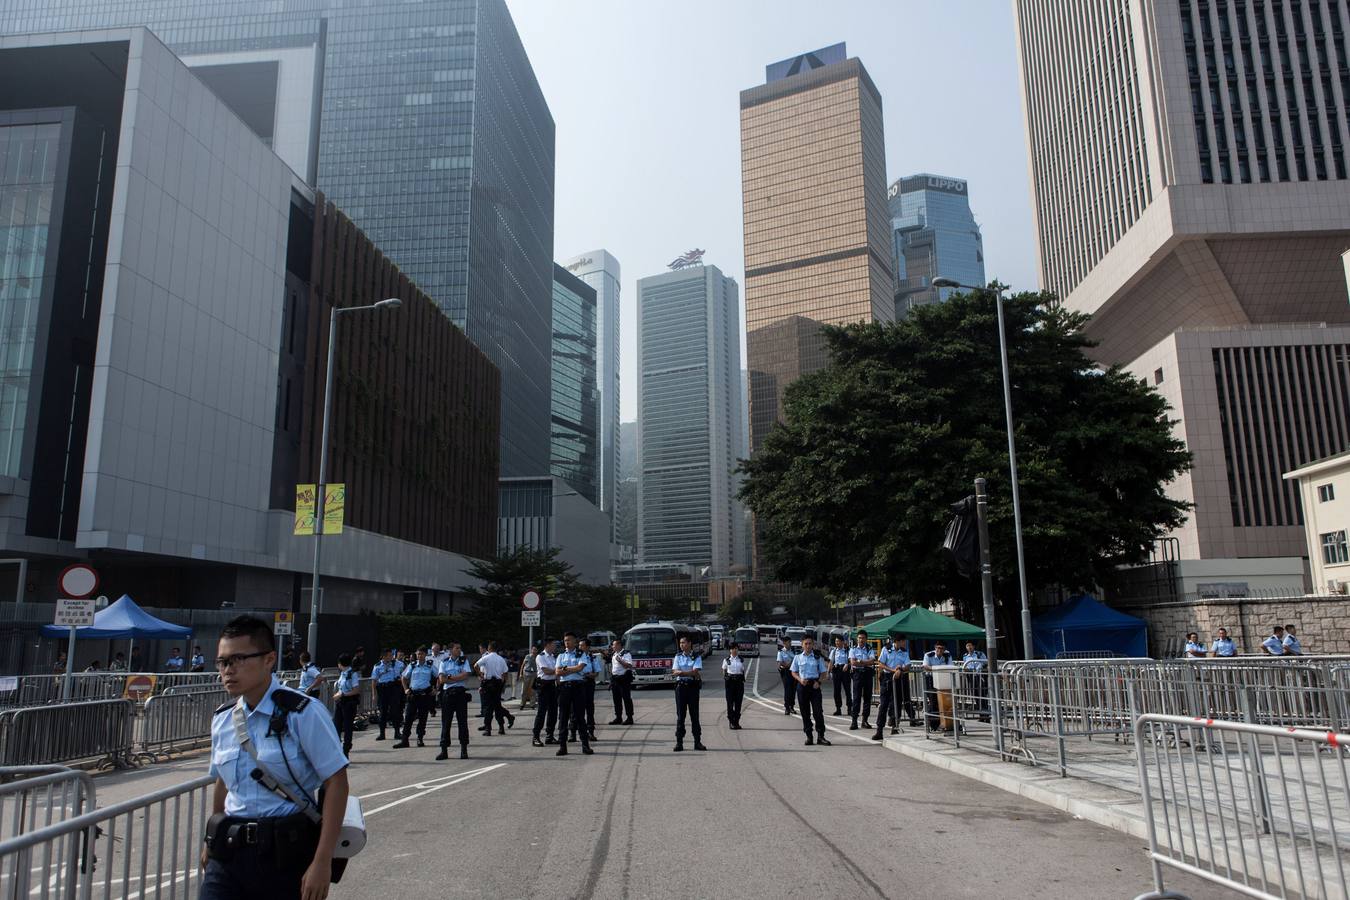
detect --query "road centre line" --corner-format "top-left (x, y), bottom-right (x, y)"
top-left (359, 763), bottom-right (506, 816)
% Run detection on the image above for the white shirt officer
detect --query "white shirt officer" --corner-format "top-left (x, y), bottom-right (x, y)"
top-left (722, 654), bottom-right (746, 676)
top-left (1282, 632), bottom-right (1302, 655)
top-left (672, 651), bottom-right (702, 682)
top-left (1212, 636), bottom-right (1236, 657)
top-left (536, 649), bottom-right (558, 681)
top-left (439, 655), bottom-right (472, 690)
top-left (209, 677), bottom-right (347, 818)
top-left (556, 648), bottom-right (588, 682)
top-left (791, 651), bottom-right (826, 682)
top-left (610, 649), bottom-right (634, 676)
top-left (1261, 634), bottom-right (1285, 655)
top-left (403, 659), bottom-right (437, 690)
top-left (477, 650), bottom-right (509, 680)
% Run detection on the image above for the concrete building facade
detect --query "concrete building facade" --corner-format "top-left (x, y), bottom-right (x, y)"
top-left (636, 263), bottom-right (744, 574)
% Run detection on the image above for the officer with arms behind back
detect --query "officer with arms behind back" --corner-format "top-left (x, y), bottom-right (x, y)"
top-left (394, 647), bottom-right (436, 748)
top-left (791, 636), bottom-right (832, 746)
top-left (436, 641), bottom-right (472, 760)
top-left (776, 641), bottom-right (796, 716)
top-left (201, 615), bottom-right (349, 900)
top-left (671, 635), bottom-right (707, 752)
top-left (370, 649), bottom-right (402, 741)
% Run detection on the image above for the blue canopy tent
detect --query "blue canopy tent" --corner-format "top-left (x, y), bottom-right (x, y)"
top-left (1031, 594), bottom-right (1148, 659)
top-left (41, 595), bottom-right (191, 640)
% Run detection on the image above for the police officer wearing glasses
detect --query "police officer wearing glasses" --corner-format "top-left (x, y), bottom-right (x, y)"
top-left (201, 616), bottom-right (348, 900)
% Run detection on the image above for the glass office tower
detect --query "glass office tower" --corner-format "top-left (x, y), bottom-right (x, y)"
top-left (2, 0), bottom-right (557, 477)
top-left (550, 264), bottom-right (599, 506)
top-left (888, 174), bottom-right (985, 317)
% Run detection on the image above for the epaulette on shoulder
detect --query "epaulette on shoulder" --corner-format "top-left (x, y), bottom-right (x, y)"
top-left (271, 688), bottom-right (311, 713)
top-left (214, 700), bottom-right (235, 716)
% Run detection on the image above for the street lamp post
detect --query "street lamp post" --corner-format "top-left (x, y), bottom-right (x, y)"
top-left (932, 277), bottom-right (1033, 660)
top-left (307, 297), bottom-right (402, 664)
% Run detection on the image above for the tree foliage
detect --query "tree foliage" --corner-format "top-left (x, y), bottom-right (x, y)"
top-left (738, 288), bottom-right (1191, 618)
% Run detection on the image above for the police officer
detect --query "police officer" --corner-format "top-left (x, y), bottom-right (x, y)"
top-left (190, 646), bottom-right (206, 672)
top-left (553, 633), bottom-right (594, 756)
top-left (922, 641), bottom-right (954, 732)
top-left (331, 654), bottom-right (360, 757)
top-left (200, 615), bottom-right (348, 900)
top-left (1183, 633), bottom-right (1206, 657)
top-left (608, 639), bottom-right (634, 725)
top-left (531, 639), bottom-right (559, 747)
top-left (1211, 628), bottom-right (1237, 657)
top-left (890, 637), bottom-right (919, 728)
top-left (436, 641), bottom-right (472, 760)
top-left (475, 641), bottom-right (514, 735)
top-left (829, 636), bottom-right (852, 716)
top-left (297, 652), bottom-right (323, 699)
top-left (1282, 624), bottom-right (1302, 655)
top-left (790, 636), bottom-right (831, 746)
top-left (394, 647), bottom-right (436, 748)
top-left (671, 635), bottom-right (706, 752)
top-left (848, 633), bottom-right (875, 731)
top-left (576, 638), bottom-right (599, 742)
top-left (873, 639), bottom-right (905, 740)
top-left (721, 643), bottom-right (746, 729)
top-left (371, 649), bottom-right (403, 741)
top-left (961, 641), bottom-right (989, 722)
top-left (1262, 625), bottom-right (1287, 656)
top-left (776, 641), bottom-right (796, 716)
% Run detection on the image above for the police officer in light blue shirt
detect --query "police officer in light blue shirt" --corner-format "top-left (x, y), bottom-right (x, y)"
top-left (1211, 628), bottom-right (1236, 657)
top-left (1282, 624), bottom-right (1302, 655)
top-left (847, 634), bottom-right (875, 731)
top-left (776, 643), bottom-right (796, 715)
top-left (394, 647), bottom-right (437, 748)
top-left (671, 636), bottom-right (706, 752)
top-left (553, 633), bottom-right (593, 756)
top-left (371, 649), bottom-right (403, 741)
top-left (790, 636), bottom-right (831, 746)
top-left (873, 641), bottom-right (906, 739)
top-left (436, 642), bottom-right (472, 761)
top-left (297, 652), bottom-right (322, 698)
top-left (331, 656), bottom-right (360, 757)
top-left (1183, 633), bottom-right (1206, 658)
top-left (829, 637), bottom-right (852, 716)
top-left (202, 615), bottom-right (348, 900)
top-left (1261, 626), bottom-right (1287, 656)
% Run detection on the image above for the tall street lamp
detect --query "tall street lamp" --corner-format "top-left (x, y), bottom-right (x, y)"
top-left (931, 277), bottom-right (1033, 659)
top-left (307, 297), bottom-right (402, 663)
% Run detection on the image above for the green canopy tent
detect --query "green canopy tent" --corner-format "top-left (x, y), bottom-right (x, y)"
top-left (859, 605), bottom-right (985, 641)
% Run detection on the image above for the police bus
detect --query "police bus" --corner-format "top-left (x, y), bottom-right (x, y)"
top-left (621, 622), bottom-right (711, 687)
top-left (732, 626), bottom-right (760, 657)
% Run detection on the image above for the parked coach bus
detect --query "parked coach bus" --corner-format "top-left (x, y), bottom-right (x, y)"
top-left (621, 622), bottom-right (711, 686)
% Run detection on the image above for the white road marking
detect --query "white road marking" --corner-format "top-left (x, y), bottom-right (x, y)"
top-left (747, 658), bottom-right (876, 745)
top-left (357, 764), bottom-right (501, 800)
top-left (360, 763), bottom-right (505, 816)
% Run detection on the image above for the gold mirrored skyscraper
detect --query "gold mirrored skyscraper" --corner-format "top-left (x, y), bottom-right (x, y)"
top-left (740, 43), bottom-right (894, 573)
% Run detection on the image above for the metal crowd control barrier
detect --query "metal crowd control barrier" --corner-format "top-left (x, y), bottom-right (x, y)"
top-left (1133, 714), bottom-right (1350, 900)
top-left (0, 773), bottom-right (213, 900)
top-left (0, 700), bottom-right (133, 768)
top-left (0, 673), bottom-right (221, 710)
top-left (138, 689), bottom-right (229, 762)
top-left (0, 767), bottom-right (96, 843)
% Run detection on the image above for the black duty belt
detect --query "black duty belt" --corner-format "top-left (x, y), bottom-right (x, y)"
top-left (410, 687), bottom-right (433, 695)
top-left (725, 674), bottom-right (745, 681)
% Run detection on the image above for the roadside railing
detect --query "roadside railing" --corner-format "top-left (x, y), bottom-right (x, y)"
top-left (0, 700), bottom-right (133, 768)
top-left (0, 767), bottom-right (96, 843)
top-left (0, 773), bottom-right (213, 900)
top-left (1133, 714), bottom-right (1350, 900)
top-left (0, 672), bottom-right (221, 710)
top-left (137, 689), bottom-right (229, 762)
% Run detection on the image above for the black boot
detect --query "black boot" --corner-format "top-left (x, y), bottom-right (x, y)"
top-left (849, 719), bottom-right (859, 730)
top-left (818, 734), bottom-right (832, 745)
top-left (393, 739), bottom-right (409, 749)
top-left (804, 735), bottom-right (814, 745)
top-left (693, 740), bottom-right (707, 751)
top-left (435, 748), bottom-right (449, 760)
top-left (375, 732), bottom-right (386, 741)
top-left (581, 745), bottom-right (594, 755)
top-left (608, 718), bottom-right (623, 725)
top-left (532, 737), bottom-right (545, 747)
top-left (674, 741), bottom-right (684, 752)
top-left (417, 738), bottom-right (425, 747)
top-left (460, 747), bottom-right (469, 759)
top-left (871, 730), bottom-right (883, 741)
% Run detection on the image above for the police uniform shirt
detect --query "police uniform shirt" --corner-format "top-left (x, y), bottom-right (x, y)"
top-left (166, 655), bottom-right (184, 671)
top-left (298, 664), bottom-right (321, 691)
top-left (191, 653), bottom-right (205, 670)
top-left (556, 649), bottom-right (588, 682)
top-left (1261, 635), bottom-right (1284, 655)
top-left (672, 652), bottom-right (702, 681)
top-left (610, 650), bottom-right (634, 676)
top-left (830, 647), bottom-right (849, 667)
top-left (962, 650), bottom-right (988, 671)
top-left (1282, 634), bottom-right (1302, 654)
top-left (848, 645), bottom-right (874, 665)
top-left (1184, 641), bottom-right (1206, 657)
top-left (922, 650), bottom-right (952, 667)
top-left (335, 668), bottom-right (359, 695)
top-left (439, 656), bottom-right (471, 690)
top-left (583, 653), bottom-right (603, 677)
top-left (209, 677), bottom-right (347, 818)
top-left (405, 661), bottom-right (436, 690)
top-left (536, 650), bottom-right (558, 681)
top-left (791, 651), bottom-right (826, 681)
top-left (477, 651), bottom-right (509, 680)
top-left (776, 648), bottom-right (793, 667)
top-left (722, 655), bottom-right (746, 676)
top-left (1212, 638), bottom-right (1236, 657)
top-left (373, 660), bottom-right (402, 684)
top-left (878, 647), bottom-right (904, 671)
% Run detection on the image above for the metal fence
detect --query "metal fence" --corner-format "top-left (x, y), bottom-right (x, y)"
top-left (1133, 714), bottom-right (1350, 900)
top-left (0, 768), bottom-right (96, 844)
top-left (137, 689), bottom-right (229, 763)
top-left (0, 701), bottom-right (133, 768)
top-left (0, 673), bottom-right (221, 711)
top-left (0, 773), bottom-right (213, 900)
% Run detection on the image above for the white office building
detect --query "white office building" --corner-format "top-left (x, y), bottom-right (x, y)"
top-left (636, 263), bottom-right (745, 574)
top-left (561, 250), bottom-right (621, 539)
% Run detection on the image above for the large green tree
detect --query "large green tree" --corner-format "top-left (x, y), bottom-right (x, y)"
top-left (458, 547), bottom-right (578, 646)
top-left (739, 288), bottom-right (1191, 622)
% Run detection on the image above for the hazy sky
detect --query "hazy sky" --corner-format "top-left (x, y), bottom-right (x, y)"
top-left (505, 0), bottom-right (1038, 421)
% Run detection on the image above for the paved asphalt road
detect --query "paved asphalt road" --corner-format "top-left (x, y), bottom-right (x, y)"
top-left (92, 655), bottom-right (1226, 899)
